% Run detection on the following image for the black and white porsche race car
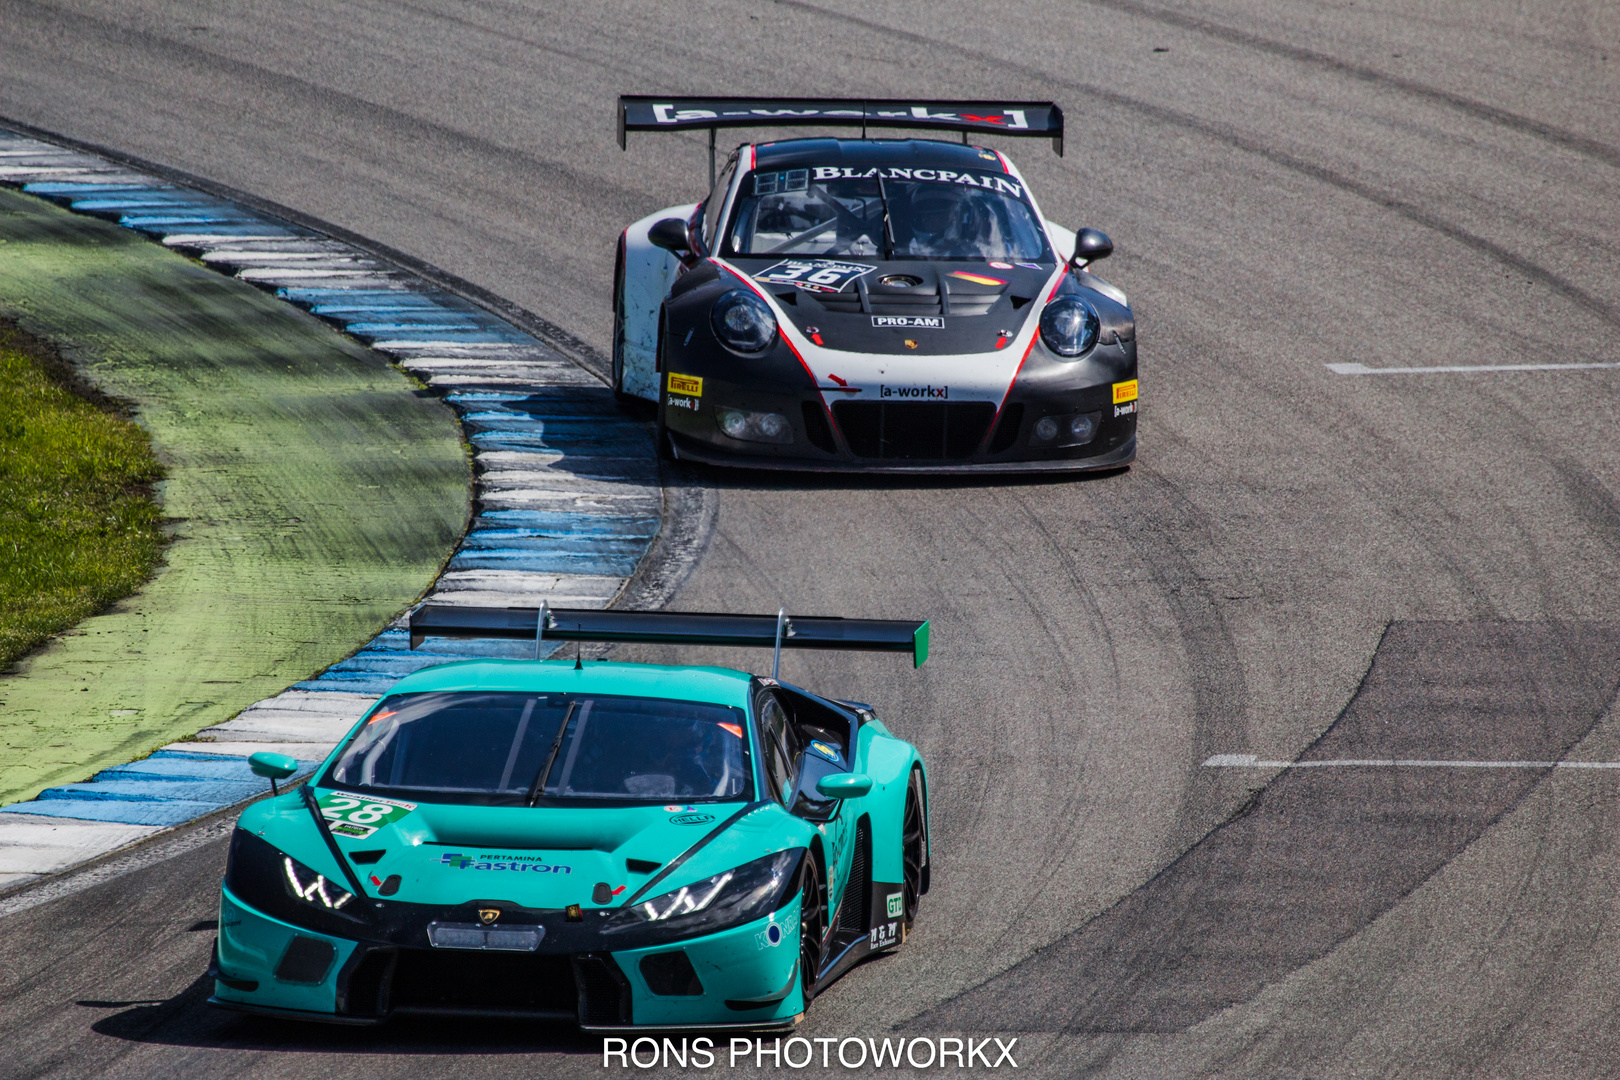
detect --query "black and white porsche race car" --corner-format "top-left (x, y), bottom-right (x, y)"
top-left (613, 98), bottom-right (1137, 473)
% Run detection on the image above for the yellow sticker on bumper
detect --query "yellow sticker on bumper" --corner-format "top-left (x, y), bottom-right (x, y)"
top-left (667, 373), bottom-right (703, 397)
top-left (1112, 379), bottom-right (1138, 404)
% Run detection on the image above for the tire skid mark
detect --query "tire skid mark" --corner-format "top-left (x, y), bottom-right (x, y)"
top-left (1, 0), bottom-right (648, 212)
top-left (1082, 0), bottom-right (1620, 170)
top-left (905, 621), bottom-right (1620, 1034)
top-left (775, 0), bottom-right (1620, 331)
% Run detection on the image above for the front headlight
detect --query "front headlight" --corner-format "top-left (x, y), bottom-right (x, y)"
top-left (282, 854), bottom-right (355, 911)
top-left (602, 849), bottom-right (802, 939)
top-left (711, 290), bottom-right (778, 354)
top-left (225, 828), bottom-right (365, 932)
top-left (1039, 296), bottom-right (1100, 358)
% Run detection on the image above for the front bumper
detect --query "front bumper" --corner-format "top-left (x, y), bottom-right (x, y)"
top-left (209, 885), bottom-right (804, 1030)
top-left (661, 351), bottom-right (1138, 474)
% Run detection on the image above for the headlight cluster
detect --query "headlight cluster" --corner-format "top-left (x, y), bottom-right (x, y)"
top-left (602, 849), bottom-right (802, 941)
top-left (1039, 296), bottom-right (1100, 358)
top-left (225, 828), bottom-right (365, 933)
top-left (711, 290), bottom-right (778, 354)
top-left (283, 854), bottom-right (354, 911)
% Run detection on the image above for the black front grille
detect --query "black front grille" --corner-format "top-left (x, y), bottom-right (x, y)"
top-left (385, 948), bottom-right (577, 1016)
top-left (833, 402), bottom-right (995, 460)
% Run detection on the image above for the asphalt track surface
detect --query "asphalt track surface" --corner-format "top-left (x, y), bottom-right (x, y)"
top-left (2, 1), bottom-right (1618, 1076)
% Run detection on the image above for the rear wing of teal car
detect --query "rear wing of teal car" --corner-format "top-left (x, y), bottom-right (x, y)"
top-left (408, 604), bottom-right (929, 670)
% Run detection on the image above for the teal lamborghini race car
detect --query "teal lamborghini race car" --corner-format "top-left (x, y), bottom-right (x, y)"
top-left (208, 607), bottom-right (931, 1032)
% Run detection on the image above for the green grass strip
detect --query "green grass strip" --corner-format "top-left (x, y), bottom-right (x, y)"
top-left (0, 187), bottom-right (470, 806)
top-left (0, 323), bottom-right (166, 668)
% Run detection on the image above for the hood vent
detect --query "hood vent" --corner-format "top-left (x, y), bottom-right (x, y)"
top-left (944, 283), bottom-right (1006, 317)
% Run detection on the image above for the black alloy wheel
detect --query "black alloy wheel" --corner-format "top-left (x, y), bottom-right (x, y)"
top-left (799, 852), bottom-right (826, 1004)
top-left (902, 770), bottom-right (926, 929)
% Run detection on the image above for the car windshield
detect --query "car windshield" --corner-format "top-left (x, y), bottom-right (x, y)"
top-left (323, 692), bottom-right (751, 805)
top-left (726, 166), bottom-right (1049, 261)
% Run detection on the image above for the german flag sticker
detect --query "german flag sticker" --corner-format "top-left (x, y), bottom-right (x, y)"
top-left (948, 271), bottom-right (1007, 286)
top-left (1112, 379), bottom-right (1138, 405)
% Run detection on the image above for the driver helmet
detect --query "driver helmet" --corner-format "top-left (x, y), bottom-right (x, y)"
top-left (909, 188), bottom-right (959, 241)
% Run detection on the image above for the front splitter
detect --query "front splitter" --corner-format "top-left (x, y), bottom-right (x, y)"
top-left (668, 433), bottom-right (1136, 475)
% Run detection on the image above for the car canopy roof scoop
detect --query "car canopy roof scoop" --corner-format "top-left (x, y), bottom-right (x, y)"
top-left (408, 604), bottom-right (931, 671)
top-left (618, 96), bottom-right (1064, 186)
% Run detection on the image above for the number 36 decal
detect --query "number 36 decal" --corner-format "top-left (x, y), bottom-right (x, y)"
top-left (754, 259), bottom-right (876, 294)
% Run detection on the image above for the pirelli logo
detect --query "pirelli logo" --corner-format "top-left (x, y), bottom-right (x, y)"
top-left (667, 373), bottom-right (703, 397)
top-left (1112, 379), bottom-right (1138, 405)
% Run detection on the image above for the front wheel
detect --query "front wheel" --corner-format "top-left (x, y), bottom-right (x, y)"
top-left (798, 853), bottom-right (826, 1005)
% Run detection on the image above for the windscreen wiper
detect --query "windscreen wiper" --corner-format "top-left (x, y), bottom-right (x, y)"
top-left (527, 700), bottom-right (577, 806)
top-left (877, 177), bottom-right (895, 260)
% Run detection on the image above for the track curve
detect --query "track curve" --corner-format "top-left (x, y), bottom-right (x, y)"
top-left (1, 1), bottom-right (1618, 1076)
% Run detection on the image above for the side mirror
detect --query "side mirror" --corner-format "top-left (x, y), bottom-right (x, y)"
top-left (815, 772), bottom-right (873, 800)
top-left (1069, 227), bottom-right (1113, 269)
top-left (647, 217), bottom-right (691, 255)
top-left (249, 751), bottom-right (299, 796)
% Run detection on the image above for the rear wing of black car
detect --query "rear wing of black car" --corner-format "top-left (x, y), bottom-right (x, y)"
top-left (618, 96), bottom-right (1065, 172)
top-left (408, 604), bottom-right (929, 671)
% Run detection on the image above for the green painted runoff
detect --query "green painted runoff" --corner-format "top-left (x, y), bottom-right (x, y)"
top-left (0, 187), bottom-right (471, 806)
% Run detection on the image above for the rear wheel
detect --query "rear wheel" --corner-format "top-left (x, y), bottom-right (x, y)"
top-left (902, 770), bottom-right (926, 933)
top-left (798, 853), bottom-right (826, 1004)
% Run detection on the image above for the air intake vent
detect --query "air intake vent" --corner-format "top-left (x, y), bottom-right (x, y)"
top-left (802, 402), bottom-right (837, 454)
top-left (275, 936), bottom-right (336, 984)
top-left (640, 951), bottom-right (704, 996)
top-left (814, 291), bottom-right (863, 314)
top-left (832, 402), bottom-right (995, 461)
top-left (837, 816), bottom-right (873, 939)
top-left (867, 282), bottom-right (942, 316)
top-left (386, 948), bottom-right (577, 1016)
top-left (945, 291), bottom-right (1002, 316)
top-left (987, 404), bottom-right (1024, 454)
top-left (574, 954), bottom-right (633, 1025)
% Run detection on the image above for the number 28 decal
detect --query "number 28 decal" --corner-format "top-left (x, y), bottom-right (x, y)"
top-left (754, 259), bottom-right (876, 294)
top-left (317, 791), bottom-right (418, 838)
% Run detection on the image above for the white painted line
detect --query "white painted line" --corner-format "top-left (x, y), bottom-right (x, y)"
top-left (1327, 361), bottom-right (1620, 375)
top-left (1203, 753), bottom-right (1620, 769)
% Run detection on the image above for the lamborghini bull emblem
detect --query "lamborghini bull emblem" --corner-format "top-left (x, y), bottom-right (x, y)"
top-left (477, 908), bottom-right (500, 925)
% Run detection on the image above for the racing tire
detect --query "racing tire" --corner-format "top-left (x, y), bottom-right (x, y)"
top-left (799, 852), bottom-right (826, 1005)
top-left (901, 769), bottom-right (926, 935)
top-left (611, 237), bottom-right (635, 405)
